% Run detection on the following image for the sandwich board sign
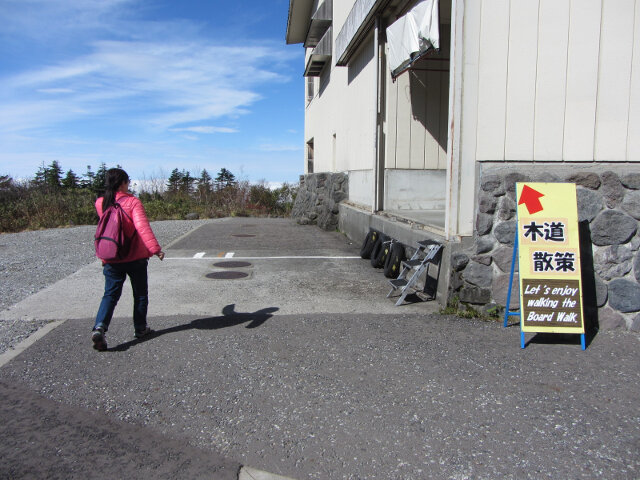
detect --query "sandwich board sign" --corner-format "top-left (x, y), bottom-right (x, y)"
top-left (503, 183), bottom-right (586, 349)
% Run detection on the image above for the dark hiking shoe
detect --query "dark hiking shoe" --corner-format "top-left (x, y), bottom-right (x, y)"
top-left (92, 328), bottom-right (107, 351)
top-left (134, 327), bottom-right (154, 339)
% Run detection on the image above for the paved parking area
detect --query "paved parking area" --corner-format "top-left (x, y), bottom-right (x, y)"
top-left (1, 218), bottom-right (436, 321)
top-left (1, 218), bottom-right (639, 479)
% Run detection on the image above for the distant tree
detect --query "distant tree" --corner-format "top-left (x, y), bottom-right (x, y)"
top-left (250, 182), bottom-right (276, 210)
top-left (46, 160), bottom-right (63, 189)
top-left (33, 161), bottom-right (63, 190)
top-left (195, 169), bottom-right (213, 202)
top-left (0, 174), bottom-right (17, 203)
top-left (273, 182), bottom-right (298, 213)
top-left (180, 171), bottom-right (195, 195)
top-left (92, 162), bottom-right (108, 194)
top-left (275, 182), bottom-right (298, 203)
top-left (0, 174), bottom-right (12, 190)
top-left (33, 162), bottom-right (47, 187)
top-left (215, 168), bottom-right (236, 190)
top-left (166, 168), bottom-right (183, 195)
top-left (197, 169), bottom-right (212, 190)
top-left (62, 169), bottom-right (80, 189)
top-left (82, 165), bottom-right (95, 189)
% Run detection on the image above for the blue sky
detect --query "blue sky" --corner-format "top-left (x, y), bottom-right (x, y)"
top-left (0, 0), bottom-right (304, 185)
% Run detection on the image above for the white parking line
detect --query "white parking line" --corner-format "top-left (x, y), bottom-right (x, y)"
top-left (193, 252), bottom-right (206, 259)
top-left (165, 255), bottom-right (361, 260)
top-left (0, 320), bottom-right (65, 368)
top-left (225, 252), bottom-right (235, 258)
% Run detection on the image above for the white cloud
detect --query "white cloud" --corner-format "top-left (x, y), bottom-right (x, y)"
top-left (170, 126), bottom-right (238, 134)
top-left (0, 4), bottom-right (297, 134)
top-left (36, 88), bottom-right (75, 94)
top-left (9, 63), bottom-right (101, 87)
top-left (0, 0), bottom-right (136, 38)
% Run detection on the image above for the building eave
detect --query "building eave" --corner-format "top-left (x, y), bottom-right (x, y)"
top-left (286, 0), bottom-right (314, 44)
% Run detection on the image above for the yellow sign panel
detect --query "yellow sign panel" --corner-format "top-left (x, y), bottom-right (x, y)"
top-left (516, 183), bottom-right (585, 334)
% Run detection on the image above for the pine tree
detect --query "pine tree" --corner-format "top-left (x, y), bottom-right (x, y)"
top-left (93, 162), bottom-right (108, 194)
top-left (166, 168), bottom-right (183, 195)
top-left (33, 162), bottom-right (47, 187)
top-left (82, 165), bottom-right (95, 189)
top-left (0, 174), bottom-right (16, 203)
top-left (215, 168), bottom-right (236, 190)
top-left (62, 169), bottom-right (80, 189)
top-left (180, 171), bottom-right (195, 195)
top-left (196, 169), bottom-right (213, 201)
top-left (46, 160), bottom-right (63, 189)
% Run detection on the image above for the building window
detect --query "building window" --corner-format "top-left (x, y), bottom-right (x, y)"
top-left (307, 139), bottom-right (314, 173)
top-left (306, 77), bottom-right (315, 104)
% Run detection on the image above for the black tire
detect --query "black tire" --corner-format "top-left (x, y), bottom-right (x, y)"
top-left (376, 236), bottom-right (392, 268)
top-left (384, 242), bottom-right (405, 278)
top-left (359, 230), bottom-right (378, 259)
top-left (370, 234), bottom-right (389, 268)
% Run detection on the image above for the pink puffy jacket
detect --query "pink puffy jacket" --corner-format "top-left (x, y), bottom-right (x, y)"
top-left (95, 192), bottom-right (162, 263)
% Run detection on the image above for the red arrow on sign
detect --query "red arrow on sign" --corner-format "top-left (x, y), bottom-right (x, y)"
top-left (518, 185), bottom-right (544, 214)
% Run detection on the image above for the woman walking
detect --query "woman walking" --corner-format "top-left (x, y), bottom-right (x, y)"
top-left (92, 168), bottom-right (165, 351)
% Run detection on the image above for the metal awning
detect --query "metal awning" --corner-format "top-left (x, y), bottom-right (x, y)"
top-left (387, 0), bottom-right (440, 77)
top-left (304, 26), bottom-right (333, 76)
top-left (304, 0), bottom-right (332, 48)
top-left (335, 0), bottom-right (385, 66)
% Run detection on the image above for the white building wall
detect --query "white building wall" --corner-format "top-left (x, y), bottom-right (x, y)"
top-left (305, 45), bottom-right (376, 173)
top-left (471, 0), bottom-right (640, 163)
top-left (305, 1), bottom-right (378, 206)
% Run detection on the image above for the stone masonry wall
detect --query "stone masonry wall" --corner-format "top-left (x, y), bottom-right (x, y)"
top-left (291, 172), bottom-right (348, 231)
top-left (450, 166), bottom-right (640, 331)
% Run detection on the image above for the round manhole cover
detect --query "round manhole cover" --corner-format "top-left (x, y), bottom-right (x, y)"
top-left (212, 261), bottom-right (252, 268)
top-left (232, 234), bottom-right (256, 238)
top-left (205, 271), bottom-right (249, 280)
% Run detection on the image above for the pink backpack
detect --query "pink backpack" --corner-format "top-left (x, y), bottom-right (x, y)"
top-left (94, 203), bottom-right (135, 261)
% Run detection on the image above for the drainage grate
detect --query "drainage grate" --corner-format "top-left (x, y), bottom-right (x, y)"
top-left (213, 261), bottom-right (252, 269)
top-left (205, 271), bottom-right (249, 280)
top-left (232, 234), bottom-right (256, 238)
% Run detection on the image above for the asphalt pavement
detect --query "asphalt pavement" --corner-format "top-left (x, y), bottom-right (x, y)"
top-left (1, 218), bottom-right (639, 479)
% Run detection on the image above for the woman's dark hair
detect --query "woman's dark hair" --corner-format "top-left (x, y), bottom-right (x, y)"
top-left (102, 168), bottom-right (130, 210)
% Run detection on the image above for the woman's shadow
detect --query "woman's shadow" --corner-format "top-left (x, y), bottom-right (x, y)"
top-left (110, 304), bottom-right (278, 352)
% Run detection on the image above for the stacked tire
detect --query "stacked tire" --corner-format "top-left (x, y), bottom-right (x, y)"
top-left (359, 230), bottom-right (379, 259)
top-left (383, 242), bottom-right (404, 278)
top-left (360, 229), bottom-right (405, 278)
top-left (370, 233), bottom-right (389, 268)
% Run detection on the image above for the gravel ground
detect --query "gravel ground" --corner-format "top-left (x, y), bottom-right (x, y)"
top-left (0, 378), bottom-right (240, 480)
top-left (3, 312), bottom-right (639, 479)
top-left (0, 220), bottom-right (211, 355)
top-left (1, 218), bottom-right (640, 478)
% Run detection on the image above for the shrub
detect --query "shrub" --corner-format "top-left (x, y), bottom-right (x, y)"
top-left (0, 168), bottom-right (300, 232)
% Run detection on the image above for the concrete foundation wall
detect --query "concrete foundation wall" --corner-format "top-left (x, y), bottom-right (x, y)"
top-left (384, 169), bottom-right (446, 210)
